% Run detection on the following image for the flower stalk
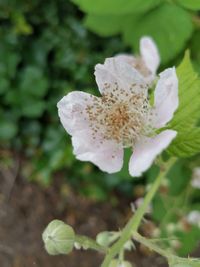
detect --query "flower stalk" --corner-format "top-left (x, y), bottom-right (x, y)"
top-left (75, 235), bottom-right (107, 253)
top-left (101, 157), bottom-right (177, 267)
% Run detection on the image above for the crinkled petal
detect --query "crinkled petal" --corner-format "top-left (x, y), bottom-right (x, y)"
top-left (151, 67), bottom-right (178, 128)
top-left (72, 130), bottom-right (124, 173)
top-left (57, 91), bottom-right (96, 135)
top-left (129, 130), bottom-right (177, 177)
top-left (114, 54), bottom-right (137, 66)
top-left (95, 57), bottom-right (146, 95)
top-left (58, 92), bottom-right (124, 173)
top-left (140, 36), bottom-right (160, 75)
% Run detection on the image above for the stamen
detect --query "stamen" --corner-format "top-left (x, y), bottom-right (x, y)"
top-left (85, 84), bottom-right (151, 148)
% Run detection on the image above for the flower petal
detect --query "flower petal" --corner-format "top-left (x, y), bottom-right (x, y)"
top-left (140, 36), bottom-right (160, 75)
top-left (94, 57), bottom-right (145, 95)
top-left (151, 67), bottom-right (178, 128)
top-left (72, 130), bottom-right (124, 173)
top-left (114, 54), bottom-right (137, 66)
top-left (129, 130), bottom-right (177, 177)
top-left (57, 91), bottom-right (96, 135)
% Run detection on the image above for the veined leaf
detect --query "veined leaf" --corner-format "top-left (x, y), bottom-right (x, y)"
top-left (167, 52), bottom-right (200, 157)
top-left (169, 51), bottom-right (200, 130)
top-left (168, 127), bottom-right (200, 157)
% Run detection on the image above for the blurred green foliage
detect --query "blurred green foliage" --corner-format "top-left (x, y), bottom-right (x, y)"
top-left (0, 0), bottom-right (200, 256)
top-left (0, 0), bottom-right (129, 193)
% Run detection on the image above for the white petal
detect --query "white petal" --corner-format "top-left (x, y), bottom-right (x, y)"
top-left (58, 91), bottom-right (124, 173)
top-left (152, 67), bottom-right (179, 128)
top-left (140, 36), bottom-right (160, 75)
top-left (94, 57), bottom-right (145, 95)
top-left (57, 91), bottom-right (95, 135)
top-left (129, 130), bottom-right (177, 177)
top-left (114, 54), bottom-right (137, 66)
top-left (72, 130), bottom-right (124, 173)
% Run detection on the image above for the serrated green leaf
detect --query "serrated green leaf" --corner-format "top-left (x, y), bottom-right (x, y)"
top-left (168, 128), bottom-right (200, 157)
top-left (123, 3), bottom-right (193, 63)
top-left (169, 52), bottom-right (200, 130)
top-left (71, 0), bottom-right (162, 15)
top-left (176, 0), bottom-right (200, 10)
top-left (167, 52), bottom-right (200, 157)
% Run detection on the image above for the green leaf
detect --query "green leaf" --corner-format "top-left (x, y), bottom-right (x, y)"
top-left (168, 128), bottom-right (200, 157)
top-left (169, 51), bottom-right (200, 129)
top-left (0, 77), bottom-right (9, 94)
top-left (83, 3), bottom-right (193, 63)
top-left (84, 14), bottom-right (124, 37)
top-left (20, 66), bottom-right (48, 98)
top-left (191, 31), bottom-right (200, 73)
top-left (21, 99), bottom-right (46, 118)
top-left (123, 3), bottom-right (193, 63)
top-left (170, 52), bottom-right (200, 132)
top-left (176, 0), bottom-right (200, 10)
top-left (71, 0), bottom-right (162, 15)
top-left (177, 225), bottom-right (200, 256)
top-left (167, 52), bottom-right (200, 157)
top-left (0, 120), bottom-right (18, 140)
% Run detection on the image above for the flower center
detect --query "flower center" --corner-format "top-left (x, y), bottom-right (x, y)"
top-left (86, 88), bottom-right (150, 148)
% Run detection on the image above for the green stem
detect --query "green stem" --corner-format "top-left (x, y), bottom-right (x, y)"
top-left (134, 233), bottom-right (200, 267)
top-left (101, 157), bottom-right (176, 267)
top-left (133, 232), bottom-right (171, 259)
top-left (75, 235), bottom-right (106, 253)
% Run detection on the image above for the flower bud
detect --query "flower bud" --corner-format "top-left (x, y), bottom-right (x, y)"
top-left (96, 231), bottom-right (118, 247)
top-left (109, 259), bottom-right (132, 267)
top-left (42, 219), bottom-right (75, 255)
top-left (109, 259), bottom-right (119, 267)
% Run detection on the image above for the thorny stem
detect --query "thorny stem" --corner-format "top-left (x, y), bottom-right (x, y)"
top-left (101, 157), bottom-right (177, 267)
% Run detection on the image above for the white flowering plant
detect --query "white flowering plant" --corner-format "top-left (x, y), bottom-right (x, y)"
top-left (43, 36), bottom-right (200, 267)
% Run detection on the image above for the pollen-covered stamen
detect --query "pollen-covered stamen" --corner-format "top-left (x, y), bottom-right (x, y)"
top-left (85, 86), bottom-right (150, 147)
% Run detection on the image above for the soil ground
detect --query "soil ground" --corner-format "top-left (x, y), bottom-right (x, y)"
top-left (0, 153), bottom-right (196, 267)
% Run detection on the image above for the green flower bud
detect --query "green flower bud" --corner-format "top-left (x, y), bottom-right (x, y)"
top-left (109, 260), bottom-right (119, 267)
top-left (42, 219), bottom-right (75, 255)
top-left (124, 240), bottom-right (135, 251)
top-left (120, 261), bottom-right (132, 267)
top-left (109, 259), bottom-right (132, 267)
top-left (96, 231), bottom-right (112, 247)
top-left (96, 231), bottom-right (119, 247)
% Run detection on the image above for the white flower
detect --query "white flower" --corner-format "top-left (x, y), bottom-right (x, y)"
top-left (191, 167), bottom-right (200, 189)
top-left (57, 56), bottom-right (178, 177)
top-left (186, 211), bottom-right (200, 227)
top-left (115, 36), bottom-right (160, 85)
